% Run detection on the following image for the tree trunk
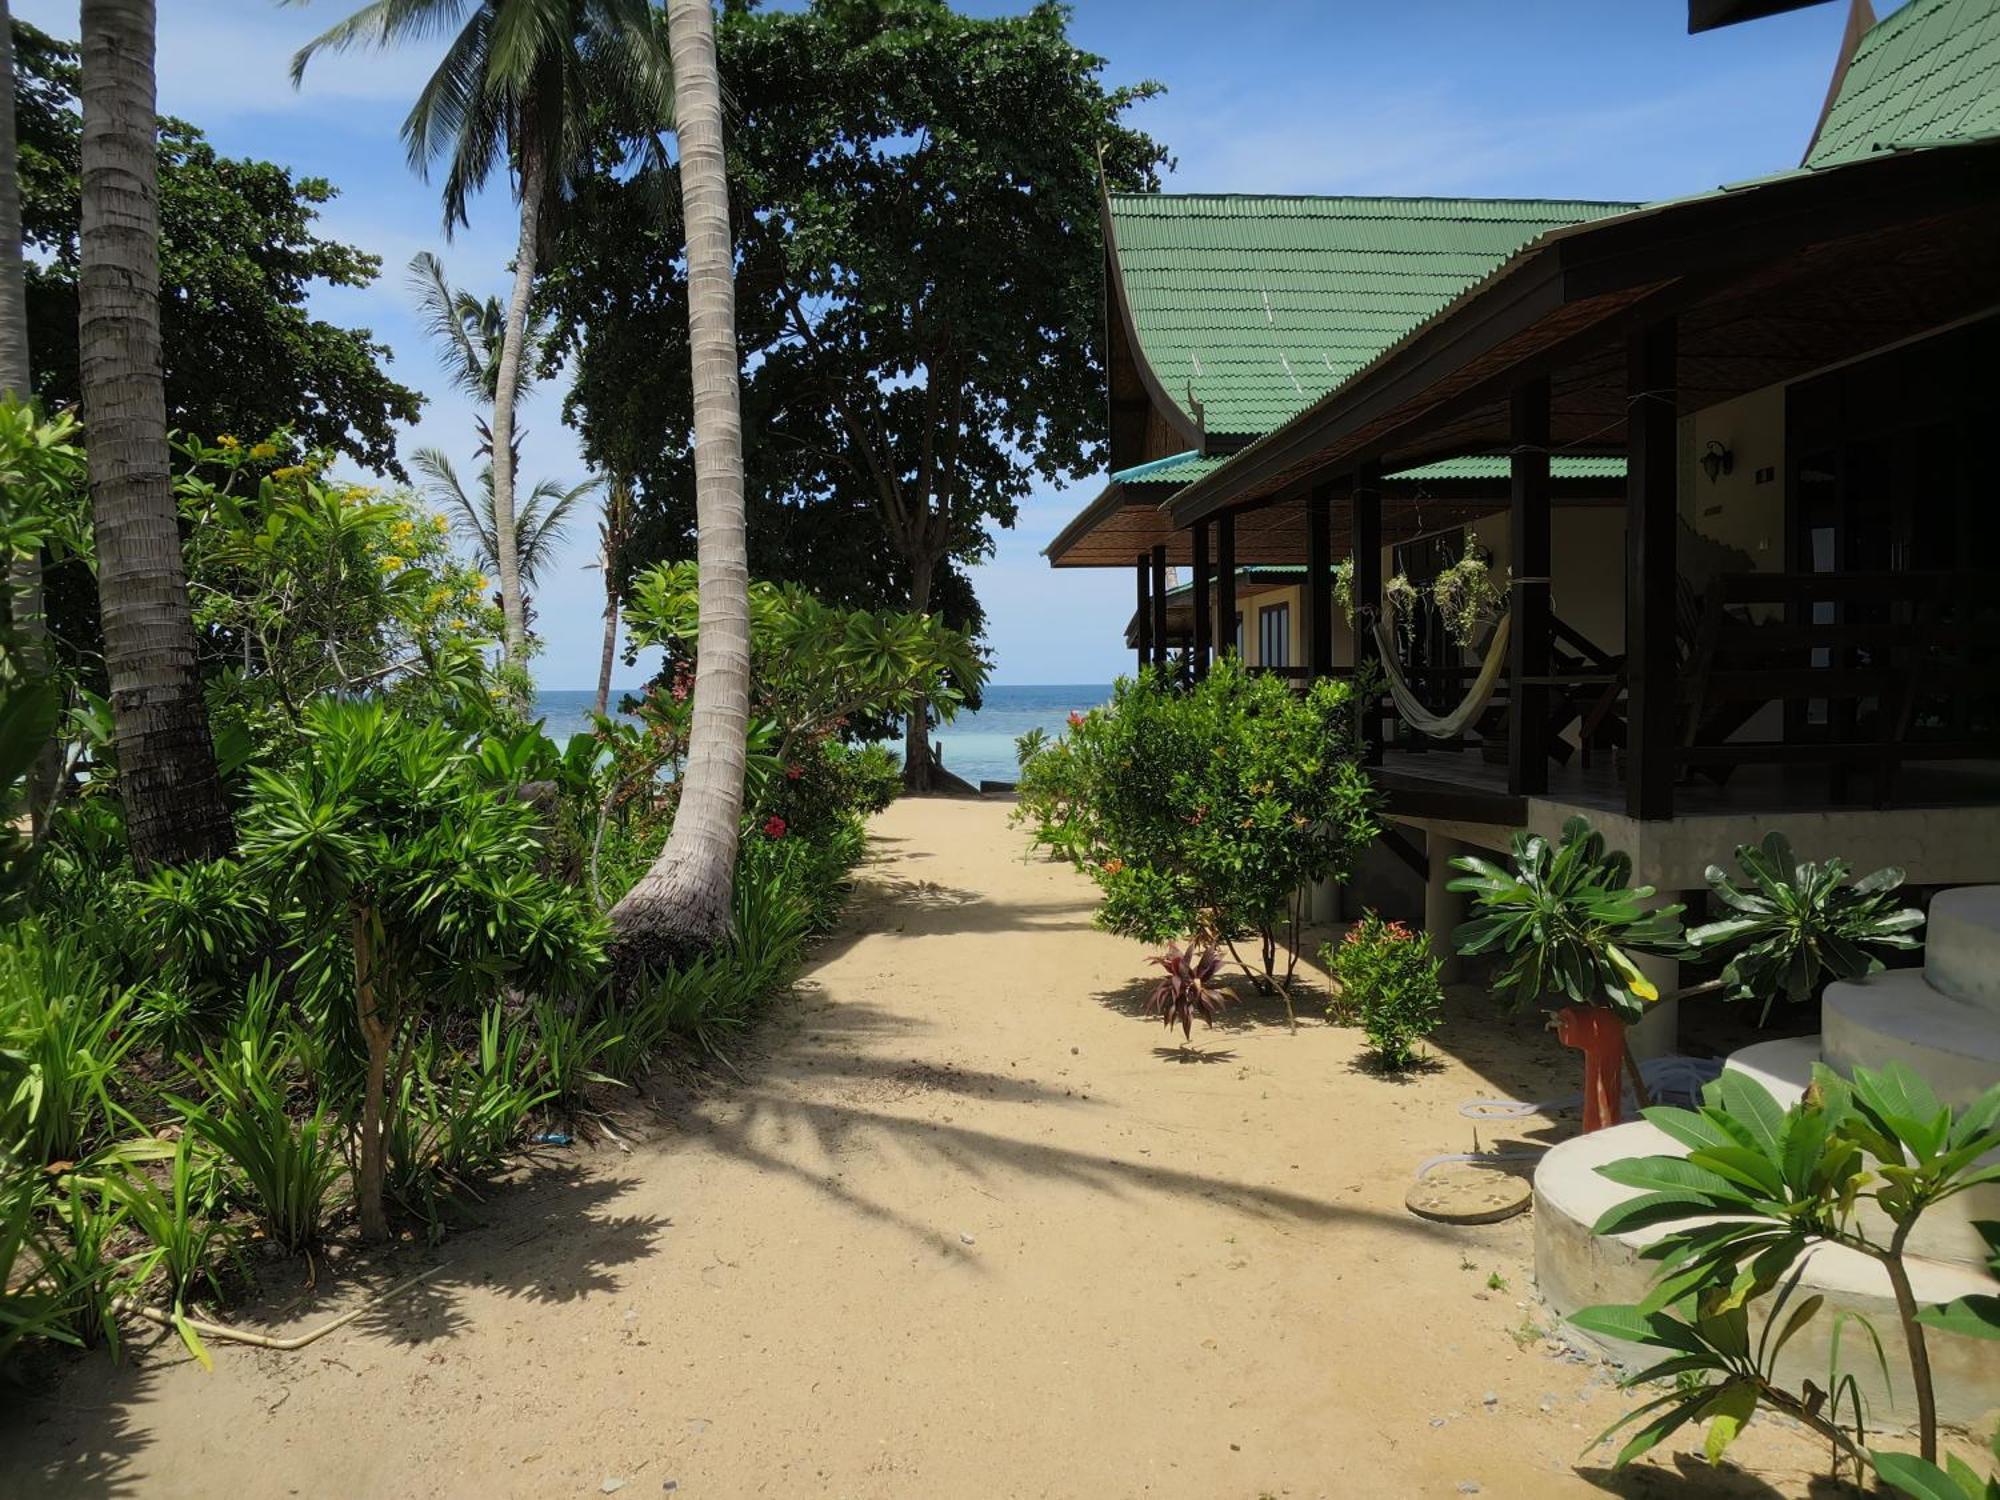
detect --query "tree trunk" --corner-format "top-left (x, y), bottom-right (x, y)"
top-left (901, 550), bottom-right (936, 790)
top-left (352, 908), bottom-right (390, 1242)
top-left (0, 1), bottom-right (60, 835)
top-left (488, 142), bottom-right (544, 663)
top-left (78, 0), bottom-right (232, 871)
top-left (594, 578), bottom-right (619, 719)
top-left (608, 0), bottom-right (750, 972)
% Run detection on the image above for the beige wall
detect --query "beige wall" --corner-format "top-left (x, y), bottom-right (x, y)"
top-left (1678, 383), bottom-right (1786, 581)
top-left (1469, 509), bottom-right (1627, 658)
top-left (1234, 582), bottom-right (1304, 668)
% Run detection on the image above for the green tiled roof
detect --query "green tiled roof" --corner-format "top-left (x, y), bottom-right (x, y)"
top-left (1807, 0), bottom-right (2000, 166)
top-left (1114, 449), bottom-right (1625, 490)
top-left (1109, 194), bottom-right (1634, 439)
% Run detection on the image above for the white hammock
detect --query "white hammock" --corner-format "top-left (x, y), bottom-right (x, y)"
top-left (1369, 608), bottom-right (1512, 740)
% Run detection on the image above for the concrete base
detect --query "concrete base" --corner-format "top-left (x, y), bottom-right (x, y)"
top-left (1925, 885), bottom-right (2000, 1013)
top-left (1823, 971), bottom-right (2000, 1110)
top-left (1534, 1123), bottom-right (2000, 1431)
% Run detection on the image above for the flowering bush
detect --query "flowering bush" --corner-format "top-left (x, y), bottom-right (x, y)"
top-left (1018, 656), bottom-right (1378, 1022)
top-left (1322, 911), bottom-right (1444, 1070)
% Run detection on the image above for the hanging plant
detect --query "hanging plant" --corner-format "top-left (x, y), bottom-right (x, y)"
top-left (1333, 561), bottom-right (1418, 646)
top-left (1429, 545), bottom-right (1508, 648)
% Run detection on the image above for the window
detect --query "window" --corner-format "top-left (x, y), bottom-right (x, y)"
top-left (1258, 603), bottom-right (1290, 669)
top-left (1234, 612), bottom-right (1244, 655)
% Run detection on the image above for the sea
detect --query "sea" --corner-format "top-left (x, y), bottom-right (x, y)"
top-left (530, 683), bottom-right (1113, 789)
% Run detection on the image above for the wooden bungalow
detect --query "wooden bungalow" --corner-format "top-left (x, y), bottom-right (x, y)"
top-left (1047, 0), bottom-right (2000, 1034)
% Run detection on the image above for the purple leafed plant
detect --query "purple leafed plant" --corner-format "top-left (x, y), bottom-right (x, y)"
top-left (1145, 943), bottom-right (1231, 1040)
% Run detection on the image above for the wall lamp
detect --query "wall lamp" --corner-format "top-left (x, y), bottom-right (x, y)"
top-left (1700, 440), bottom-right (1734, 484)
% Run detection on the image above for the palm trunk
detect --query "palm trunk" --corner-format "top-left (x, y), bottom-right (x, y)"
top-left (901, 550), bottom-right (936, 790)
top-left (488, 142), bottom-right (544, 663)
top-left (352, 908), bottom-right (390, 1242)
top-left (608, 0), bottom-right (750, 971)
top-left (0, 2), bottom-right (59, 834)
top-left (78, 0), bottom-right (232, 871)
top-left (594, 577), bottom-right (619, 719)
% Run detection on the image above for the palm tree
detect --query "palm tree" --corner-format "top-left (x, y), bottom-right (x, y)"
top-left (290, 0), bottom-right (673, 665)
top-left (406, 249), bottom-right (549, 465)
top-left (77, 0), bottom-right (232, 870)
top-left (589, 474), bottom-right (633, 718)
top-left (609, 0), bottom-right (748, 963)
top-left (411, 446), bottom-right (597, 609)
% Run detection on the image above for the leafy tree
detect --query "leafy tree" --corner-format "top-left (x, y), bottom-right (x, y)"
top-left (608, 0), bottom-right (753, 966)
top-left (238, 699), bottom-right (607, 1240)
top-left (292, 0), bottom-right (674, 661)
top-left (544, 0), bottom-right (1167, 784)
top-left (12, 20), bottom-right (422, 476)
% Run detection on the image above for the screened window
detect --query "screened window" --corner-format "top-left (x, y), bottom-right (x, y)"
top-left (1258, 603), bottom-right (1290, 668)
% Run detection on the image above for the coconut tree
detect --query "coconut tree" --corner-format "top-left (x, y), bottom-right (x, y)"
top-left (411, 445), bottom-right (596, 607)
top-left (290, 0), bottom-right (673, 664)
top-left (77, 0), bottom-right (232, 869)
top-left (406, 249), bottom-right (549, 465)
top-left (590, 474), bottom-right (632, 717)
top-left (607, 0), bottom-right (748, 964)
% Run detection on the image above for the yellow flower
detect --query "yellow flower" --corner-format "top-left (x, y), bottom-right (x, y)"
top-left (391, 520), bottom-right (414, 541)
top-left (379, 555), bottom-right (405, 574)
top-left (431, 514), bottom-right (449, 534)
top-left (248, 441), bottom-right (278, 461)
top-left (217, 435), bottom-right (240, 450)
top-left (472, 573), bottom-right (488, 591)
top-left (271, 465), bottom-right (307, 481)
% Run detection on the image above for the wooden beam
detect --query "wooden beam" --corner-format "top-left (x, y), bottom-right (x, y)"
top-left (1150, 544), bottom-right (1169, 674)
top-left (1508, 376), bottom-right (1552, 796)
top-left (1307, 483), bottom-right (1334, 678)
top-left (1192, 520), bottom-right (1212, 680)
top-left (1216, 510), bottom-right (1237, 658)
top-left (1134, 552), bottom-right (1150, 675)
top-left (1352, 464), bottom-right (1383, 764)
top-left (1626, 316), bottom-right (1678, 820)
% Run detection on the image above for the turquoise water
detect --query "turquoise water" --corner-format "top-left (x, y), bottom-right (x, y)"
top-left (531, 684), bottom-right (1112, 788)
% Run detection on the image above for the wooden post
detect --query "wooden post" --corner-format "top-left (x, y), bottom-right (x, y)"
top-left (1509, 376), bottom-right (1552, 796)
top-left (1150, 544), bottom-right (1169, 674)
top-left (1626, 316), bottom-right (1678, 820)
top-left (1216, 511), bottom-right (1237, 659)
top-left (1352, 464), bottom-right (1383, 763)
top-left (1192, 520), bottom-right (1212, 680)
top-left (1307, 483), bottom-right (1334, 679)
top-left (1135, 551), bottom-right (1151, 676)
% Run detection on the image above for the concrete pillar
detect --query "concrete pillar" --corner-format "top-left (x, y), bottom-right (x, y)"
top-left (1424, 832), bottom-right (1465, 985)
top-left (1623, 890), bottom-right (1685, 1061)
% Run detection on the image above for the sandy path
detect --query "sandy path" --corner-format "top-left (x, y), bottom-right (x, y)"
top-left (4, 797), bottom-right (1842, 1498)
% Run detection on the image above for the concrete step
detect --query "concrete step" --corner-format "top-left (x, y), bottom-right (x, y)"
top-left (1533, 1121), bottom-right (2000, 1430)
top-left (1719, 1037), bottom-right (1999, 1270)
top-left (1823, 971), bottom-right (2000, 1110)
top-left (1927, 884), bottom-right (2000, 1015)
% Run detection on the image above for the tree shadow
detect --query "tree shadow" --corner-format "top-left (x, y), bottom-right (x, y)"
top-left (1576, 1454), bottom-right (1865, 1497)
top-left (0, 1354), bottom-right (157, 1499)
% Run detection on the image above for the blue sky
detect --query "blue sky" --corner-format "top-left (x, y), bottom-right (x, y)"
top-left (18, 0), bottom-right (1878, 687)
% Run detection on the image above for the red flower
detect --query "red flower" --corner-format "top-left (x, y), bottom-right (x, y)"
top-left (785, 763), bottom-right (804, 780)
top-left (1067, 711), bottom-right (1085, 728)
top-left (762, 815), bottom-right (788, 840)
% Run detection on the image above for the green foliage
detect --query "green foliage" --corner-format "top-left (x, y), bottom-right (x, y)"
top-left (1023, 659), bottom-right (1378, 997)
top-left (1428, 545), bottom-right (1508, 648)
top-left (0, 1159), bottom-right (79, 1359)
top-left (94, 1133), bottom-right (235, 1362)
top-left (0, 925), bottom-right (134, 1162)
top-left (1449, 816), bottom-right (1684, 1022)
top-left (14, 20), bottom-right (422, 475)
top-left (546, 0), bottom-right (1166, 641)
top-left (1686, 831), bottom-right (1924, 1018)
top-left (172, 983), bottom-right (346, 1254)
top-left (1323, 912), bottom-right (1444, 1070)
top-left (1576, 1063), bottom-right (2000, 1478)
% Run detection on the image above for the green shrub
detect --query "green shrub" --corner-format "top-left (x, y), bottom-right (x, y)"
top-left (93, 1133), bottom-right (236, 1361)
top-left (1018, 658), bottom-right (1378, 1015)
top-left (44, 1181), bottom-right (136, 1354)
top-left (1322, 912), bottom-right (1443, 1070)
top-left (388, 1010), bottom-right (551, 1236)
top-left (0, 925), bottom-right (135, 1162)
top-left (172, 981), bottom-right (345, 1254)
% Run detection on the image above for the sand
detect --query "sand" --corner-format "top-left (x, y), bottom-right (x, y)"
top-left (2, 797), bottom-right (1855, 1498)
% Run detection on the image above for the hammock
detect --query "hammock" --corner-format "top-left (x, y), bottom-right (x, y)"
top-left (1369, 608), bottom-right (1512, 740)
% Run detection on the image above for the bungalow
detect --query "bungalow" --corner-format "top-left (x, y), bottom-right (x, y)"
top-left (1047, 0), bottom-right (2000, 1425)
